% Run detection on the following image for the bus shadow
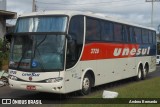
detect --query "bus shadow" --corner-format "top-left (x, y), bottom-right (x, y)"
top-left (18, 70), bottom-right (160, 101)
top-left (20, 77), bottom-right (136, 100)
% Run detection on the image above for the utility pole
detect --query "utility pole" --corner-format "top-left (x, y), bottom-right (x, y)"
top-left (151, 1), bottom-right (154, 27)
top-left (146, 0), bottom-right (160, 27)
top-left (32, 0), bottom-right (36, 12)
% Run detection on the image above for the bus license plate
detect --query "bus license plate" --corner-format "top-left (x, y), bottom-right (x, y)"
top-left (26, 85), bottom-right (36, 90)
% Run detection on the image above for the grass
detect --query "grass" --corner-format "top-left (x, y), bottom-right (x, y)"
top-left (62, 77), bottom-right (160, 107)
top-left (100, 77), bottom-right (160, 98)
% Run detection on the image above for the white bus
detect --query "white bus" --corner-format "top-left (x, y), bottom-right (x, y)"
top-left (8, 10), bottom-right (156, 95)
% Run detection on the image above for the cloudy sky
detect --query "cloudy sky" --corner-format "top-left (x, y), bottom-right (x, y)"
top-left (6, 0), bottom-right (160, 32)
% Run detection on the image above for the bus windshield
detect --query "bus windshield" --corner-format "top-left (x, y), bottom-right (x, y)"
top-left (15, 16), bottom-right (67, 33)
top-left (9, 16), bottom-right (68, 72)
top-left (10, 34), bottom-right (66, 72)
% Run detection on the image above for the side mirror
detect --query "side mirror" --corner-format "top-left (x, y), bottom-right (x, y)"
top-left (66, 34), bottom-right (73, 43)
top-left (5, 33), bottom-right (13, 43)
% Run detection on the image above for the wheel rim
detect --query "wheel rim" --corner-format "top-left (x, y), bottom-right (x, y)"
top-left (138, 69), bottom-right (142, 79)
top-left (82, 77), bottom-right (90, 91)
top-left (143, 68), bottom-right (147, 77)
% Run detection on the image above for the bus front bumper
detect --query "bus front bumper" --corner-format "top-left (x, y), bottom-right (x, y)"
top-left (9, 79), bottom-right (65, 94)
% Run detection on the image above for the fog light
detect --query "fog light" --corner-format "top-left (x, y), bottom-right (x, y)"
top-left (9, 75), bottom-right (17, 81)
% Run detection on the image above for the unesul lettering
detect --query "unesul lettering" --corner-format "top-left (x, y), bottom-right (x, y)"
top-left (114, 47), bottom-right (150, 56)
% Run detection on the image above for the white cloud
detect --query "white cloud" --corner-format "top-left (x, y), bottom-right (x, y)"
top-left (6, 0), bottom-right (160, 31)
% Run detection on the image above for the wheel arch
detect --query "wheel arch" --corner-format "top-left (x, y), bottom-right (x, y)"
top-left (80, 68), bottom-right (95, 89)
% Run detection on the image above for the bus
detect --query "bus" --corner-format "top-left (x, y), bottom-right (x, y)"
top-left (8, 10), bottom-right (156, 95)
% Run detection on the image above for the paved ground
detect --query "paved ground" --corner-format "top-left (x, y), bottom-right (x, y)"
top-left (0, 66), bottom-right (160, 104)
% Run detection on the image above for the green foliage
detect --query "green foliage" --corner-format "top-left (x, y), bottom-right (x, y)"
top-left (0, 38), bottom-right (9, 70)
top-left (0, 51), bottom-right (2, 70)
top-left (0, 38), bottom-right (3, 50)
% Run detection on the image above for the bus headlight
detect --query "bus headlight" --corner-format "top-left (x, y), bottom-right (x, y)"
top-left (45, 77), bottom-right (63, 83)
top-left (9, 75), bottom-right (18, 81)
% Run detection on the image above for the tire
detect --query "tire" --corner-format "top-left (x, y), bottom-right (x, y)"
top-left (136, 67), bottom-right (143, 81)
top-left (142, 66), bottom-right (148, 80)
top-left (80, 73), bottom-right (92, 95)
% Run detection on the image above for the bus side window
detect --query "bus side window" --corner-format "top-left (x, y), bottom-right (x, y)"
top-left (123, 25), bottom-right (130, 42)
top-left (152, 32), bottom-right (156, 44)
top-left (149, 31), bottom-right (153, 43)
top-left (67, 15), bottom-right (84, 69)
top-left (114, 23), bottom-right (123, 42)
top-left (101, 21), bottom-right (113, 41)
top-left (134, 28), bottom-right (142, 43)
top-left (142, 29), bottom-right (149, 43)
top-left (68, 16), bottom-right (84, 44)
top-left (86, 17), bottom-right (101, 41)
top-left (130, 27), bottom-right (136, 43)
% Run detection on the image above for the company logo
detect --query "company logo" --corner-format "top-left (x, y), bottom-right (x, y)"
top-left (1, 99), bottom-right (42, 104)
top-left (114, 47), bottom-right (150, 56)
top-left (22, 73), bottom-right (40, 77)
top-left (32, 61), bottom-right (38, 67)
top-left (2, 99), bottom-right (11, 104)
top-left (29, 77), bottom-right (32, 81)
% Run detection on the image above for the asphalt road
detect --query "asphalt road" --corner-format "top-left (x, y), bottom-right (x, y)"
top-left (0, 66), bottom-right (160, 101)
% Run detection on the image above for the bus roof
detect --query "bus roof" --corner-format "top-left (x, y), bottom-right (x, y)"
top-left (19, 10), bottom-right (155, 31)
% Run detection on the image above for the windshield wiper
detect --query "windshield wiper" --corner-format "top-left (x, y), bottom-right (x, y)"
top-left (32, 35), bottom-right (47, 72)
top-left (33, 35), bottom-right (47, 57)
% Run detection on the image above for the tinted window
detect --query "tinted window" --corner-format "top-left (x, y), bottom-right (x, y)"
top-left (130, 27), bottom-right (136, 43)
top-left (101, 21), bottom-right (113, 41)
top-left (69, 15), bottom-right (84, 44)
top-left (142, 30), bottom-right (149, 43)
top-left (148, 31), bottom-right (153, 43)
top-left (114, 23), bottom-right (123, 41)
top-left (67, 15), bottom-right (84, 69)
top-left (86, 18), bottom-right (101, 41)
top-left (15, 16), bottom-right (68, 32)
top-left (134, 28), bottom-right (141, 43)
top-left (152, 32), bottom-right (156, 44)
top-left (123, 25), bottom-right (130, 42)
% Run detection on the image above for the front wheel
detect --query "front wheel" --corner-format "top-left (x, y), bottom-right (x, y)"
top-left (80, 74), bottom-right (92, 95)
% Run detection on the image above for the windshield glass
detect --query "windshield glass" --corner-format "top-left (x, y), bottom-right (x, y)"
top-left (15, 16), bottom-right (67, 33)
top-left (9, 35), bottom-right (66, 72)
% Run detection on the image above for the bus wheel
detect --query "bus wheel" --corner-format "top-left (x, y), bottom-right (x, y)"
top-left (80, 73), bottom-right (92, 95)
top-left (143, 65), bottom-right (148, 79)
top-left (136, 67), bottom-right (143, 81)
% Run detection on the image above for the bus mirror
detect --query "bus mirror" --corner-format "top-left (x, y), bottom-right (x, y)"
top-left (5, 33), bottom-right (13, 43)
top-left (66, 34), bottom-right (73, 43)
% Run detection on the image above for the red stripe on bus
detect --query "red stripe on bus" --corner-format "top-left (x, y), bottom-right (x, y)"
top-left (81, 43), bottom-right (139, 61)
